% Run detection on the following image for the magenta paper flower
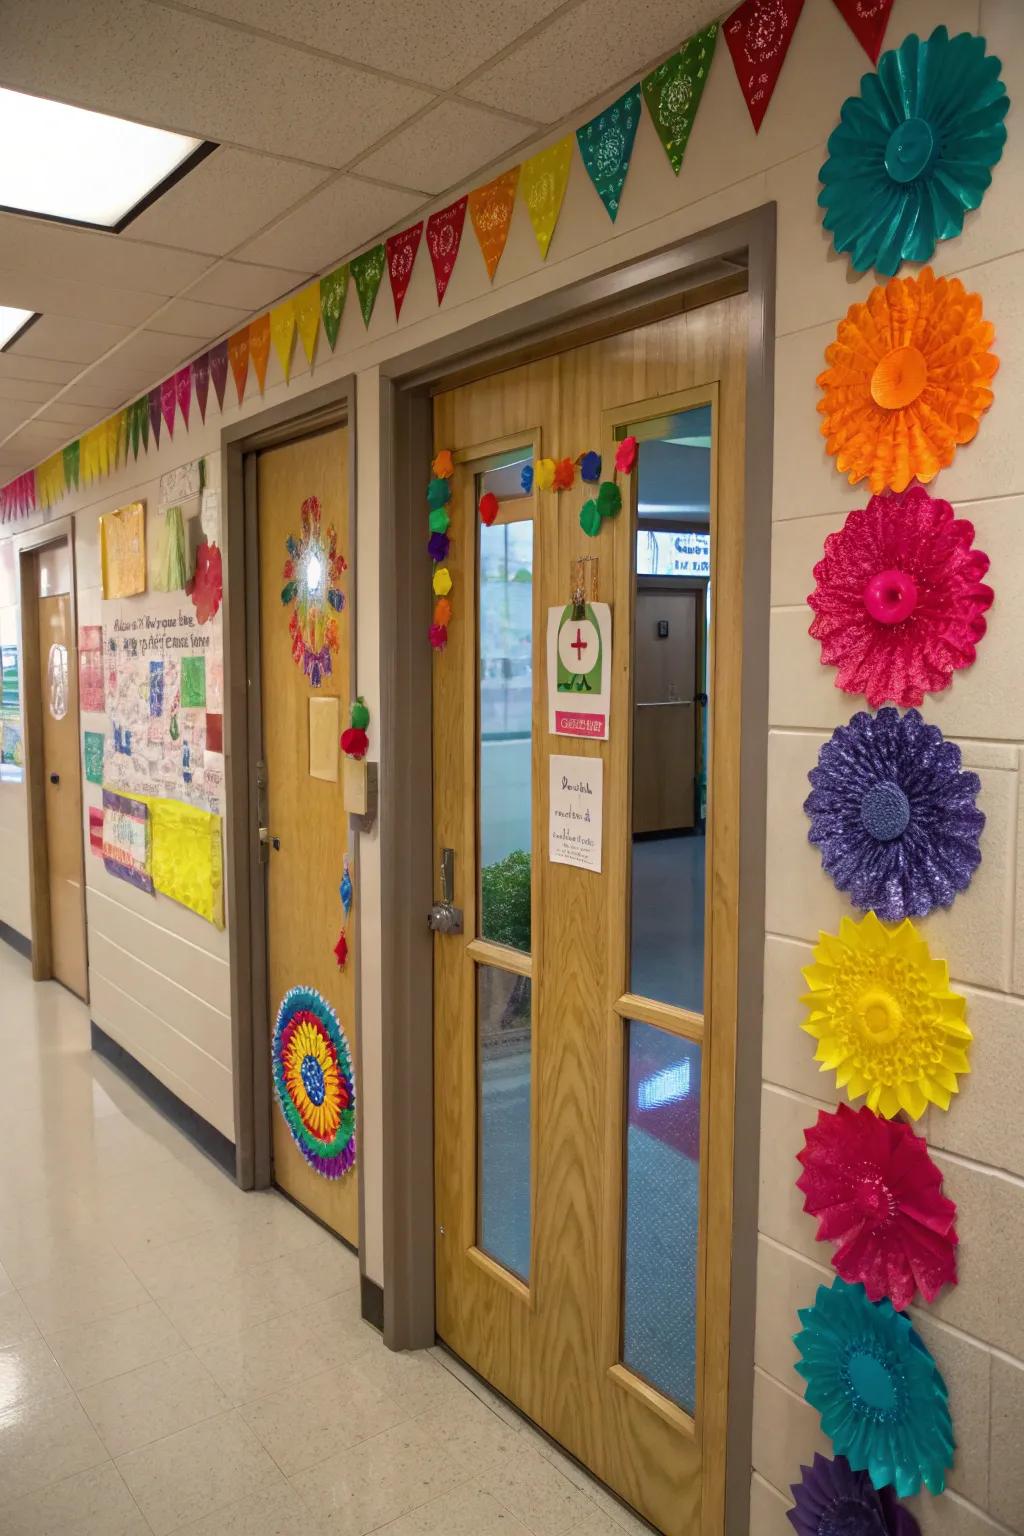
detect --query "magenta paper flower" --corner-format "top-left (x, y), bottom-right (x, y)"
top-left (808, 486), bottom-right (992, 707)
top-left (797, 1103), bottom-right (957, 1311)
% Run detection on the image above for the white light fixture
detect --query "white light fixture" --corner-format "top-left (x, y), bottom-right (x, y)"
top-left (0, 88), bottom-right (208, 230)
top-left (0, 306), bottom-right (36, 350)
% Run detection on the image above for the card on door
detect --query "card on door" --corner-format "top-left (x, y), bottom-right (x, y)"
top-left (549, 753), bottom-right (603, 873)
top-left (547, 602), bottom-right (612, 741)
top-left (309, 696), bottom-right (340, 782)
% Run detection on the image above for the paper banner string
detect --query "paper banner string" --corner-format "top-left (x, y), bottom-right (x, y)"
top-left (320, 264), bottom-right (349, 349)
top-left (577, 84), bottom-right (641, 221)
top-left (724, 0), bottom-right (806, 132)
top-left (830, 0), bottom-right (892, 61)
top-left (426, 196), bottom-right (467, 305)
top-left (210, 339), bottom-right (229, 410)
top-left (148, 385), bottom-right (162, 447)
top-left (387, 221), bottom-right (424, 319)
top-left (351, 244), bottom-right (386, 328)
top-left (37, 453), bottom-right (63, 509)
top-left (469, 167), bottom-right (520, 281)
top-left (160, 377), bottom-right (176, 439)
top-left (63, 440), bottom-right (80, 491)
top-left (192, 353), bottom-right (210, 423)
top-left (295, 282), bottom-right (321, 364)
top-left (271, 299), bottom-right (296, 382)
top-left (249, 313), bottom-right (271, 393)
top-left (228, 328), bottom-right (250, 405)
top-left (175, 366), bottom-right (192, 431)
top-left (642, 20), bottom-right (719, 173)
top-left (521, 135), bottom-right (573, 259)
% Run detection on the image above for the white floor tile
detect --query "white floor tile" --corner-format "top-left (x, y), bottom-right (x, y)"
top-left (0, 1395), bottom-right (108, 1505)
top-left (290, 1418), bottom-right (466, 1533)
top-left (46, 1301), bottom-right (185, 1391)
top-left (0, 1460), bottom-right (149, 1536)
top-left (78, 1348), bottom-right (231, 1457)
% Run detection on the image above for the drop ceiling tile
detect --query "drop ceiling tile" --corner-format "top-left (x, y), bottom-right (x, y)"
top-left (124, 146), bottom-right (331, 257)
top-left (0, 0), bottom-right (434, 165)
top-left (461, 0), bottom-right (722, 121)
top-left (0, 378), bottom-right (59, 405)
top-left (100, 330), bottom-right (211, 381)
top-left (146, 295), bottom-right (254, 339)
top-left (33, 401), bottom-right (115, 429)
top-left (8, 313), bottom-right (134, 365)
top-left (237, 176), bottom-right (424, 271)
top-left (0, 214), bottom-right (213, 296)
top-left (0, 355), bottom-right (81, 386)
top-left (0, 403), bottom-right (32, 434)
top-left (57, 372), bottom-right (155, 410)
top-left (1, 421), bottom-right (73, 450)
top-left (0, 270), bottom-right (164, 328)
top-left (185, 260), bottom-right (309, 312)
top-left (352, 100), bottom-right (534, 195)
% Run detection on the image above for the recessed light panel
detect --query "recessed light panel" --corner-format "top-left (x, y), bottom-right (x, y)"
top-left (0, 306), bottom-right (36, 350)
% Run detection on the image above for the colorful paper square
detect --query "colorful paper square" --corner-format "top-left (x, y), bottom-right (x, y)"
top-left (181, 656), bottom-right (206, 709)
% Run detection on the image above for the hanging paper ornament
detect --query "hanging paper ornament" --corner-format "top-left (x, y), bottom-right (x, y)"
top-left (795, 1277), bottom-right (953, 1497)
top-left (432, 566), bottom-right (453, 598)
top-left (468, 167), bottom-right (520, 281)
top-left (320, 264), bottom-right (349, 350)
top-left (192, 353), bottom-right (210, 423)
top-left (341, 697), bottom-right (370, 759)
top-left (270, 299), bottom-right (297, 382)
top-left (818, 268), bottom-right (998, 494)
top-left (801, 911), bottom-right (970, 1121)
top-left (209, 340), bottom-right (229, 410)
top-left (805, 707), bottom-right (984, 921)
top-left (819, 27), bottom-right (1008, 277)
top-left (433, 598), bottom-right (452, 629)
top-left (642, 21), bottom-right (719, 174)
top-left (578, 451), bottom-right (601, 483)
top-left (175, 366), bottom-right (192, 430)
top-left (296, 282), bottom-right (321, 365)
top-left (808, 486), bottom-right (993, 708)
top-left (580, 500), bottom-right (602, 538)
top-left (249, 313), bottom-right (271, 392)
top-left (788, 1453), bottom-right (920, 1536)
top-left (520, 463), bottom-right (534, 493)
top-left (228, 328), bottom-right (250, 405)
top-left (160, 376), bottom-right (177, 438)
top-left (426, 197), bottom-right (467, 306)
top-left (479, 491), bottom-right (499, 526)
top-left (552, 458), bottom-right (574, 492)
top-left (427, 531), bottom-right (450, 561)
top-left (597, 481), bottom-right (622, 518)
top-left (340, 854), bottom-right (353, 919)
top-left (427, 477), bottom-right (451, 510)
top-left (724, 0), bottom-right (806, 133)
top-left (280, 495), bottom-right (347, 687)
top-left (428, 509), bottom-right (450, 537)
top-left (271, 986), bottom-right (356, 1179)
top-left (798, 1103), bottom-right (957, 1311)
top-left (614, 435), bottom-right (638, 473)
top-left (186, 541), bottom-right (223, 625)
top-left (521, 136), bottom-right (573, 259)
top-left (534, 458), bottom-right (556, 491)
top-left (429, 624), bottom-right (448, 650)
top-left (432, 448), bottom-right (454, 479)
top-left (576, 84), bottom-right (641, 222)
top-left (333, 929), bottom-right (349, 969)
top-left (351, 244), bottom-right (386, 328)
top-left (387, 221), bottom-right (423, 320)
top-left (830, 0), bottom-right (893, 62)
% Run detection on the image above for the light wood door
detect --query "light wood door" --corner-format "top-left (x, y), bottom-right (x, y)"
top-left (38, 592), bottom-right (88, 999)
top-left (432, 295), bottom-right (746, 1536)
top-left (258, 426), bottom-right (358, 1246)
top-left (633, 589), bottom-right (698, 835)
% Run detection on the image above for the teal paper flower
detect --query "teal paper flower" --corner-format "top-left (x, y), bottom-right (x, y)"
top-left (794, 1277), bottom-right (954, 1498)
top-left (819, 27), bottom-right (1008, 277)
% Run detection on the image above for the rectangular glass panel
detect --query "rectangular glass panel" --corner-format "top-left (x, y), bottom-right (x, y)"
top-left (477, 965), bottom-right (532, 1280)
top-left (479, 513), bottom-right (533, 951)
top-left (622, 1020), bottom-right (702, 1413)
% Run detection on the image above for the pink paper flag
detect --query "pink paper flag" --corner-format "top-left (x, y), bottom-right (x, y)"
top-left (160, 376), bottom-right (177, 438)
top-left (175, 366), bottom-right (192, 431)
top-left (386, 221), bottom-right (423, 320)
top-left (192, 353), bottom-right (210, 422)
top-left (426, 197), bottom-right (467, 306)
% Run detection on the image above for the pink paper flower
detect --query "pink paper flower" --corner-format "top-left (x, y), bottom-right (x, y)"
top-left (186, 541), bottom-right (222, 624)
top-left (797, 1103), bottom-right (958, 1311)
top-left (615, 435), bottom-right (638, 473)
top-left (479, 491), bottom-right (499, 525)
top-left (429, 623), bottom-right (448, 650)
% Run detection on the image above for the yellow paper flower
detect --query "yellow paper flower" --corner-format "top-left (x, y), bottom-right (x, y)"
top-left (432, 566), bottom-right (453, 597)
top-left (801, 912), bottom-right (970, 1120)
top-left (534, 457), bottom-right (556, 491)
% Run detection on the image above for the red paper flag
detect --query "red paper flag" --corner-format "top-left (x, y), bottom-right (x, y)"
top-left (426, 197), bottom-right (467, 306)
top-left (724, 0), bottom-right (805, 132)
top-left (249, 313), bottom-right (271, 393)
top-left (160, 376), bottom-right (177, 438)
top-left (386, 221), bottom-right (423, 320)
top-left (209, 341), bottom-right (228, 410)
top-left (468, 168), bottom-right (519, 281)
top-left (192, 353), bottom-right (210, 422)
top-left (830, 0), bottom-right (892, 62)
top-left (228, 328), bottom-right (250, 404)
top-left (175, 366), bottom-right (192, 431)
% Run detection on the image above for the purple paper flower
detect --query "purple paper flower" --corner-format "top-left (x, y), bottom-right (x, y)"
top-left (805, 708), bottom-right (983, 921)
top-left (788, 1453), bottom-right (920, 1535)
top-left (428, 530), bottom-right (450, 562)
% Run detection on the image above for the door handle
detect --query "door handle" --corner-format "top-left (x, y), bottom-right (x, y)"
top-left (429, 847), bottom-right (463, 934)
top-left (49, 772), bottom-right (60, 784)
top-left (258, 827), bottom-right (281, 852)
top-left (635, 700), bottom-right (693, 708)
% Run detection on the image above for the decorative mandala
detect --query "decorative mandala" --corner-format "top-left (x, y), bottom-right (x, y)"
top-left (805, 707), bottom-right (984, 920)
top-left (280, 496), bottom-right (347, 687)
top-left (801, 912), bottom-right (970, 1121)
top-left (819, 27), bottom-right (1009, 277)
top-left (807, 486), bottom-right (993, 708)
top-left (272, 986), bottom-right (355, 1179)
top-left (788, 1452), bottom-right (921, 1535)
top-left (794, 1278), bottom-right (954, 1498)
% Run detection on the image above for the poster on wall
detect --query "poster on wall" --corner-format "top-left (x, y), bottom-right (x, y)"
top-left (100, 501), bottom-right (146, 599)
top-left (102, 788), bottom-right (153, 893)
top-left (546, 602), bottom-right (612, 740)
top-left (78, 625), bottom-right (104, 712)
top-left (549, 753), bottom-right (603, 872)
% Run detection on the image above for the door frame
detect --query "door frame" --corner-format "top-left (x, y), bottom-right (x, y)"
top-left (13, 513), bottom-right (88, 991)
top-left (378, 205), bottom-right (775, 1531)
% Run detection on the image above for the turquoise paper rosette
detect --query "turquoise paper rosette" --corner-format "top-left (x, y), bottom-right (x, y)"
top-left (819, 26), bottom-right (1008, 277)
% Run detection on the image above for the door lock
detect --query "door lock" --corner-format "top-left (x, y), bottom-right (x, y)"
top-left (428, 847), bottom-right (463, 934)
top-left (49, 772), bottom-right (60, 785)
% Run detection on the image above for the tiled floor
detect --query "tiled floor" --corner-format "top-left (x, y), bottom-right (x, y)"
top-left (0, 945), bottom-right (649, 1535)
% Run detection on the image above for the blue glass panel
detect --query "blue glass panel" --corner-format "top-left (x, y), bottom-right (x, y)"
top-left (477, 966), bottom-right (532, 1281)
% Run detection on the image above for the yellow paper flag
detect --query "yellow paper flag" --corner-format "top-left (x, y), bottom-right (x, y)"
top-left (36, 452), bottom-right (65, 509)
top-left (81, 423), bottom-right (107, 485)
top-left (270, 299), bottom-right (296, 383)
top-left (105, 411), bottom-right (126, 474)
top-left (520, 135), bottom-right (573, 260)
top-left (295, 282), bottom-right (320, 366)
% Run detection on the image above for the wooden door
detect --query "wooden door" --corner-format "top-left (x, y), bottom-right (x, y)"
top-left (633, 589), bottom-right (698, 835)
top-left (432, 295), bottom-right (746, 1536)
top-left (38, 591), bottom-right (88, 998)
top-left (257, 426), bottom-right (358, 1246)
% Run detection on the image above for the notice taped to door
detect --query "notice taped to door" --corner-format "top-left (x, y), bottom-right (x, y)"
top-left (549, 754), bottom-right (602, 872)
top-left (546, 601), bottom-right (611, 740)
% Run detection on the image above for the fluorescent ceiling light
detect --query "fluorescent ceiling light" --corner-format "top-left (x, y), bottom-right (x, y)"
top-left (0, 306), bottom-right (36, 350)
top-left (0, 88), bottom-right (206, 230)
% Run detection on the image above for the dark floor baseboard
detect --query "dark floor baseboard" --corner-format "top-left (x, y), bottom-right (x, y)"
top-left (361, 1274), bottom-right (385, 1332)
top-left (0, 920), bottom-right (31, 960)
top-left (90, 1021), bottom-right (236, 1177)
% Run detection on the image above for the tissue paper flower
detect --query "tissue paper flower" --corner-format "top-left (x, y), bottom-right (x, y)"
top-left (615, 435), bottom-right (638, 473)
top-left (552, 457), bottom-right (575, 491)
top-left (428, 506), bottom-right (450, 535)
top-left (426, 476), bottom-right (451, 509)
top-left (432, 448), bottom-right (454, 478)
top-left (272, 986), bottom-right (355, 1179)
top-left (433, 598), bottom-right (452, 628)
top-left (579, 451), bottom-right (601, 482)
top-left (817, 267), bottom-right (998, 493)
top-left (433, 566), bottom-right (453, 597)
top-left (805, 707), bottom-right (984, 920)
top-left (807, 486), bottom-right (993, 708)
top-left (186, 541), bottom-right (222, 624)
top-left (794, 1278), bottom-right (953, 1498)
top-left (535, 458), bottom-right (556, 490)
top-left (802, 912), bottom-right (970, 1120)
top-left (797, 1103), bottom-right (958, 1310)
top-left (429, 623), bottom-right (447, 650)
top-left (580, 499), bottom-right (602, 538)
top-left (479, 491), bottom-right (499, 525)
top-left (427, 531), bottom-right (450, 562)
top-left (597, 481), bottom-right (622, 517)
top-left (788, 1453), bottom-right (921, 1536)
top-left (520, 463), bottom-right (534, 492)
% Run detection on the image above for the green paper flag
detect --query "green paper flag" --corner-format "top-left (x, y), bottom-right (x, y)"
top-left (63, 440), bottom-right (80, 490)
top-left (576, 83), bottom-right (642, 222)
top-left (642, 20), bottom-right (719, 175)
top-left (320, 264), bottom-right (349, 350)
top-left (350, 245), bottom-right (386, 328)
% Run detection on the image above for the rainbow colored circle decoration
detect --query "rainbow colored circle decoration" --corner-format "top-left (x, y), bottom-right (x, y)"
top-left (271, 986), bottom-right (356, 1179)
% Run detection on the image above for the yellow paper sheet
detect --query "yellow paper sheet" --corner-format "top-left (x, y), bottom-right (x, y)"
top-left (135, 794), bottom-right (224, 928)
top-left (100, 501), bottom-right (147, 598)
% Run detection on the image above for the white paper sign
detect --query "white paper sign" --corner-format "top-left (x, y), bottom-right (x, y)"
top-left (549, 754), bottom-right (603, 872)
top-left (546, 601), bottom-right (612, 740)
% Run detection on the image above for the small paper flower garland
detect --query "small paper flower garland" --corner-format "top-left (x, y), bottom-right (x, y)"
top-left (334, 852), bottom-right (354, 971)
top-left (271, 985), bottom-right (356, 1179)
top-left (428, 449), bottom-right (454, 651)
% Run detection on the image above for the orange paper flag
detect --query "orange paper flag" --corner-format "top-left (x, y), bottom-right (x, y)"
top-left (228, 327), bottom-right (250, 404)
top-left (469, 167), bottom-right (520, 281)
top-left (249, 313), bottom-right (271, 393)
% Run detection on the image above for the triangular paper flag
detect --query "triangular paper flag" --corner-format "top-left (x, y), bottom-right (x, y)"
top-left (270, 299), bottom-right (296, 382)
top-left (37, 453), bottom-right (64, 509)
top-left (160, 376), bottom-right (177, 438)
top-left (228, 329), bottom-right (249, 404)
top-left (106, 411), bottom-right (125, 470)
top-left (296, 282), bottom-right (321, 364)
top-left (468, 167), bottom-right (519, 281)
top-left (351, 245), bottom-right (386, 328)
top-left (192, 353), bottom-right (210, 422)
top-left (175, 366), bottom-right (192, 430)
top-left (521, 136), bottom-right (572, 259)
top-left (149, 386), bottom-right (162, 446)
top-left (830, 0), bottom-right (892, 62)
top-left (128, 399), bottom-right (142, 459)
top-left (426, 197), bottom-right (467, 306)
top-left (577, 84), bottom-right (641, 221)
top-left (724, 0), bottom-right (806, 132)
top-left (249, 314), bottom-right (270, 393)
top-left (642, 21), bottom-right (719, 174)
top-left (210, 341), bottom-right (228, 410)
top-left (320, 265), bottom-right (348, 349)
top-left (387, 221), bottom-right (423, 319)
top-left (63, 440), bottom-right (80, 490)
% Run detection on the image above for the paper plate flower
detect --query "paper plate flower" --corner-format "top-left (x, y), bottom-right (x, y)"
top-left (615, 435), bottom-right (638, 473)
top-left (280, 496), bottom-right (346, 687)
top-left (479, 491), bottom-right (499, 525)
top-left (805, 707), bottom-right (984, 920)
top-left (808, 486), bottom-right (993, 708)
top-left (819, 27), bottom-right (1009, 277)
top-left (432, 448), bottom-right (454, 478)
top-left (798, 1103), bottom-right (958, 1311)
top-left (186, 540), bottom-right (222, 624)
top-left (272, 986), bottom-right (355, 1179)
top-left (817, 268), bottom-right (998, 493)
top-left (802, 912), bottom-right (970, 1120)
top-left (552, 457), bottom-right (575, 491)
top-left (794, 1278), bottom-right (953, 1498)
top-left (788, 1453), bottom-right (921, 1536)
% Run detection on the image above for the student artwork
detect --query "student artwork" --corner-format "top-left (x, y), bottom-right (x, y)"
top-left (794, 1277), bottom-right (954, 1498)
top-left (797, 1103), bottom-right (958, 1311)
top-left (801, 912), bottom-right (970, 1121)
top-left (102, 788), bottom-right (153, 894)
top-left (428, 449), bottom-right (454, 650)
top-left (99, 501), bottom-right (146, 599)
top-left (807, 487), bottom-right (993, 708)
top-left (341, 697), bottom-right (370, 760)
top-left (280, 495), bottom-right (347, 687)
top-left (788, 1453), bottom-right (920, 1536)
top-left (271, 986), bottom-right (356, 1179)
top-left (150, 506), bottom-right (189, 592)
top-left (186, 541), bottom-right (223, 624)
top-left (78, 625), bottom-right (104, 713)
top-left (804, 708), bottom-right (984, 921)
top-left (819, 27), bottom-right (1008, 277)
top-left (817, 268), bottom-right (998, 493)
top-left (334, 853), bottom-right (354, 971)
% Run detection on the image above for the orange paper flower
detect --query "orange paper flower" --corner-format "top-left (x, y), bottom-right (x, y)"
top-left (433, 597), bottom-right (452, 627)
top-left (552, 457), bottom-right (575, 491)
top-left (432, 449), bottom-right (454, 479)
top-left (817, 268), bottom-right (998, 494)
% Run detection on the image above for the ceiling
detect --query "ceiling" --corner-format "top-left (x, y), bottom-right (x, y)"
top-left (0, 0), bottom-right (723, 484)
